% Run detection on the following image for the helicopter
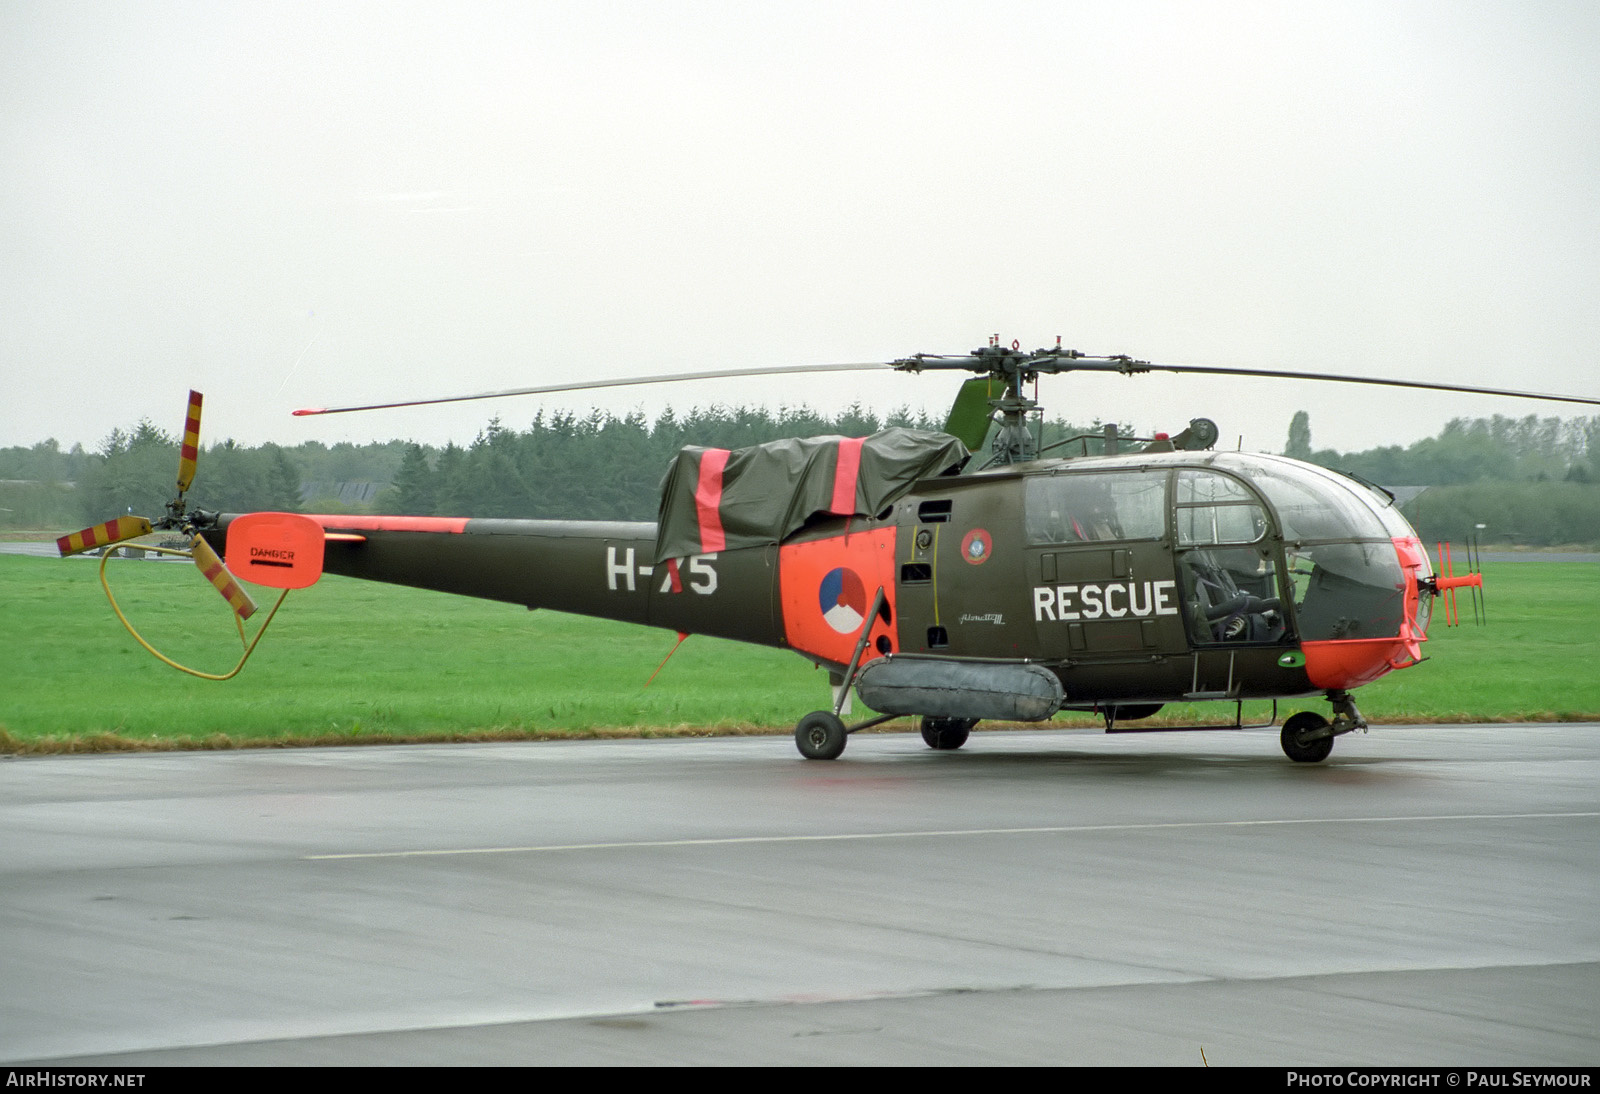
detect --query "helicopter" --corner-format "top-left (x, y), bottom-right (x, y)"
top-left (56, 340), bottom-right (1600, 763)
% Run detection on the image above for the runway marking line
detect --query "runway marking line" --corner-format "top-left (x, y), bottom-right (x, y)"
top-left (305, 811), bottom-right (1599, 860)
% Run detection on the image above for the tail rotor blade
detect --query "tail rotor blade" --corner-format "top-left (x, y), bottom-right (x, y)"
top-left (177, 390), bottom-right (203, 495)
top-left (1470, 535), bottom-right (1485, 625)
top-left (57, 516), bottom-right (154, 557)
top-left (191, 535), bottom-right (258, 621)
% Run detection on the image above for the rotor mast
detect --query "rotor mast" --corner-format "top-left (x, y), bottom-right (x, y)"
top-left (892, 338), bottom-right (1152, 466)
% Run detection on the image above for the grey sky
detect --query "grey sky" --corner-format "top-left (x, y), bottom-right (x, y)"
top-left (3, 0), bottom-right (1597, 456)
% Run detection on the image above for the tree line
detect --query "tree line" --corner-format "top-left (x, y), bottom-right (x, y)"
top-left (1288, 410), bottom-right (1599, 485)
top-left (1287, 411), bottom-right (1600, 546)
top-left (4, 407), bottom-right (1598, 546)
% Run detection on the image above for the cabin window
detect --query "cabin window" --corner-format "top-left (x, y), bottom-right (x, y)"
top-left (1024, 472), bottom-right (1166, 545)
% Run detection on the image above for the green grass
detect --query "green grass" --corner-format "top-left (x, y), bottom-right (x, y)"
top-left (1, 554), bottom-right (1597, 752)
top-left (1341, 558), bottom-right (1600, 721)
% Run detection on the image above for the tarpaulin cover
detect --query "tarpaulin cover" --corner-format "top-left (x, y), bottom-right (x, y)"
top-left (654, 428), bottom-right (968, 562)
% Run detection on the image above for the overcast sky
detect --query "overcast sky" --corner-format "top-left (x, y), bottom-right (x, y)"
top-left (3, 0), bottom-right (1597, 458)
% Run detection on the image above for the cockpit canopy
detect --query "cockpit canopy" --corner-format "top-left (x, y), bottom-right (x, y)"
top-left (1020, 451), bottom-right (1426, 642)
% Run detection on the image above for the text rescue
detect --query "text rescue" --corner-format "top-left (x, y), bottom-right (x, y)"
top-left (1033, 580), bottom-right (1179, 622)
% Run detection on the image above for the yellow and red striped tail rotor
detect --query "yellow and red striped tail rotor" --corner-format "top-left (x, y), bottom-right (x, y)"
top-left (56, 516), bottom-right (154, 557)
top-left (177, 390), bottom-right (203, 495)
top-left (190, 534), bottom-right (258, 621)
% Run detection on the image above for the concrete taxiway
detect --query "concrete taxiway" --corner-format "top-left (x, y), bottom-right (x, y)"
top-left (1, 724), bottom-right (1596, 1065)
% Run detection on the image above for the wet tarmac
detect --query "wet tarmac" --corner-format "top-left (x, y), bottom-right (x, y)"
top-left (2, 724), bottom-right (1596, 1065)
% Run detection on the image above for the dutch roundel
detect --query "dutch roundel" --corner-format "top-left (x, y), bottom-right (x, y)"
top-left (819, 566), bottom-right (868, 634)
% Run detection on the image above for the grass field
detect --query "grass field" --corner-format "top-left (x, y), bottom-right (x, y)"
top-left (1, 553), bottom-right (1597, 752)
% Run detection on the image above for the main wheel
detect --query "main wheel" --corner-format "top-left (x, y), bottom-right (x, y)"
top-left (1281, 711), bottom-right (1335, 763)
top-left (919, 716), bottom-right (975, 751)
top-left (795, 711), bottom-right (848, 760)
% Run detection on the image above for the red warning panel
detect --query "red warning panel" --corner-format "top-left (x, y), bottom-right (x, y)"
top-left (778, 527), bottom-right (898, 667)
top-left (226, 512), bottom-right (326, 589)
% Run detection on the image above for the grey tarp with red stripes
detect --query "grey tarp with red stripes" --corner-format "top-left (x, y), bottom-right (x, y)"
top-left (653, 428), bottom-right (968, 563)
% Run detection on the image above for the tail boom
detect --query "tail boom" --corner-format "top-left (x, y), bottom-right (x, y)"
top-left (209, 514), bottom-right (785, 647)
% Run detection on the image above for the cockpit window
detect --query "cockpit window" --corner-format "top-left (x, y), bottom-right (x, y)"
top-left (1174, 470), bottom-right (1269, 546)
top-left (1365, 492), bottom-right (1420, 539)
top-left (1284, 540), bottom-right (1406, 639)
top-left (1244, 460), bottom-right (1389, 541)
top-left (1176, 470), bottom-right (1255, 505)
top-left (1325, 469), bottom-right (1419, 538)
top-left (1178, 545), bottom-right (1288, 644)
top-left (1024, 471), bottom-right (1166, 544)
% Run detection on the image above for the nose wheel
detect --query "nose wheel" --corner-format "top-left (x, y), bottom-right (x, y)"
top-left (1280, 711), bottom-right (1335, 763)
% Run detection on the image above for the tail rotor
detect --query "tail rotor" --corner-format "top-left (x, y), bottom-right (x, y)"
top-left (57, 390), bottom-right (275, 667)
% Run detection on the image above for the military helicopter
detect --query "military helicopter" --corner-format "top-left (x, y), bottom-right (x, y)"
top-left (57, 340), bottom-right (1600, 762)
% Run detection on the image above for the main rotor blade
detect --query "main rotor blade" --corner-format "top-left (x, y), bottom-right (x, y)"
top-left (292, 362), bottom-right (894, 416)
top-left (177, 390), bottom-right (203, 495)
top-left (57, 516), bottom-right (154, 557)
top-left (1072, 360), bottom-right (1600, 407)
top-left (291, 351), bottom-right (1599, 418)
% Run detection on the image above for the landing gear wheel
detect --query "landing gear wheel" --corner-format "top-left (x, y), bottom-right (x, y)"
top-left (919, 716), bottom-right (975, 751)
top-left (795, 711), bottom-right (848, 760)
top-left (1281, 711), bottom-right (1335, 763)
